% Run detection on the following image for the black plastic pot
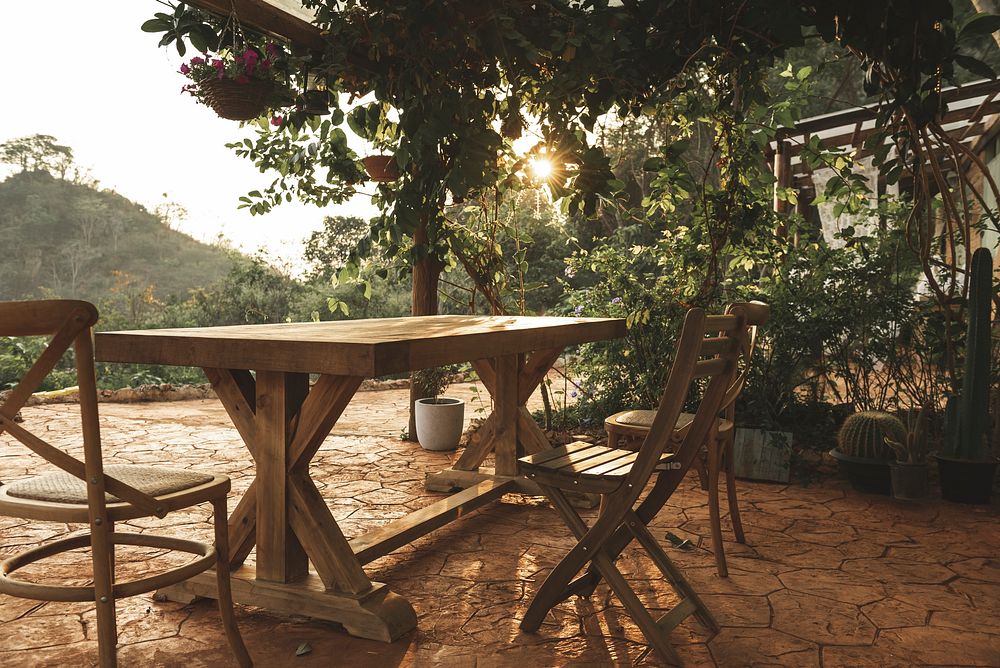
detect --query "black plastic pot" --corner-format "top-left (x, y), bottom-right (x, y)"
top-left (888, 461), bottom-right (929, 501)
top-left (830, 449), bottom-right (891, 495)
top-left (936, 455), bottom-right (999, 504)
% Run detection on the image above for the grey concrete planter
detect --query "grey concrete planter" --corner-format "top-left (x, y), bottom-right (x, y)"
top-left (415, 397), bottom-right (464, 451)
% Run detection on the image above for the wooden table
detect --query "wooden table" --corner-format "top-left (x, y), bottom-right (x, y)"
top-left (95, 315), bottom-right (625, 642)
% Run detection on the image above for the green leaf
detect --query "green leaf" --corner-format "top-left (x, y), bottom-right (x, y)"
top-left (955, 54), bottom-right (996, 80)
top-left (140, 18), bottom-right (167, 32)
top-left (960, 13), bottom-right (1000, 41)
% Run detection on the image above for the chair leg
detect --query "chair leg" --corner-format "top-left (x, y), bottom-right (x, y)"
top-left (724, 432), bottom-right (745, 544)
top-left (693, 452), bottom-right (709, 491)
top-left (106, 521), bottom-right (116, 585)
top-left (607, 426), bottom-right (620, 449)
top-left (520, 485), bottom-right (623, 633)
top-left (90, 522), bottom-right (118, 667)
top-left (561, 469), bottom-right (681, 599)
top-left (625, 511), bottom-right (719, 634)
top-left (706, 440), bottom-right (728, 578)
top-left (213, 498), bottom-right (253, 668)
top-left (589, 549), bottom-right (683, 666)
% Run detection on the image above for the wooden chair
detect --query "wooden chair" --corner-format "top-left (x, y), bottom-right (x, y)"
top-left (518, 307), bottom-right (749, 666)
top-left (0, 300), bottom-right (252, 668)
top-left (603, 301), bottom-right (769, 577)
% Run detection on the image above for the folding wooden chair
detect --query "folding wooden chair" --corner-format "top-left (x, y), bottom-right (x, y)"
top-left (0, 300), bottom-right (252, 668)
top-left (518, 306), bottom-right (749, 666)
top-left (604, 301), bottom-right (769, 577)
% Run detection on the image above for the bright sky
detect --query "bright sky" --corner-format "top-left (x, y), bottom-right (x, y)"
top-left (0, 0), bottom-right (378, 270)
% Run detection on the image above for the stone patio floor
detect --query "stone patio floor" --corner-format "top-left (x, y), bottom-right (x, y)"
top-left (1, 384), bottom-right (999, 667)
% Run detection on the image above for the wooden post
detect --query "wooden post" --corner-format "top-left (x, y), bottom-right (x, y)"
top-left (774, 137), bottom-right (791, 237)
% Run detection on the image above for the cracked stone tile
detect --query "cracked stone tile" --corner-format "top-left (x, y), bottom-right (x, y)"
top-left (709, 627), bottom-right (820, 667)
top-left (948, 557), bottom-right (1000, 583)
top-left (778, 568), bottom-right (884, 605)
top-left (860, 598), bottom-right (930, 629)
top-left (872, 626), bottom-right (1000, 666)
top-left (769, 589), bottom-right (876, 645)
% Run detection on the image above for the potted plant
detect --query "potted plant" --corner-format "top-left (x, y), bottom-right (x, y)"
top-left (413, 366), bottom-right (464, 451)
top-left (885, 406), bottom-right (931, 500)
top-left (361, 155), bottom-right (400, 182)
top-left (830, 411), bottom-right (906, 494)
top-left (179, 43), bottom-right (286, 120)
top-left (937, 247), bottom-right (998, 504)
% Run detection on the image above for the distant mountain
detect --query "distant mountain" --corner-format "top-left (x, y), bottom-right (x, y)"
top-left (0, 171), bottom-right (231, 302)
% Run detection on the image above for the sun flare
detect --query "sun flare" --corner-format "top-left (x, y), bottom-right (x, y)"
top-left (528, 157), bottom-right (554, 180)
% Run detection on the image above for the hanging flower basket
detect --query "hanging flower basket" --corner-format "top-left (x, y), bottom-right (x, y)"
top-left (178, 44), bottom-right (286, 122)
top-left (199, 78), bottom-right (274, 121)
top-left (362, 155), bottom-right (400, 182)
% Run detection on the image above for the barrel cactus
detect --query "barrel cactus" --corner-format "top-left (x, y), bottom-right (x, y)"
top-left (837, 411), bottom-right (906, 460)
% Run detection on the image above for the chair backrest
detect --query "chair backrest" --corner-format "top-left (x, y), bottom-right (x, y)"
top-left (720, 300), bottom-right (769, 420)
top-left (622, 306), bottom-right (749, 496)
top-left (0, 300), bottom-right (165, 517)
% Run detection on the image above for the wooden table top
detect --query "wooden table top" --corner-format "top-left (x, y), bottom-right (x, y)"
top-left (94, 315), bottom-right (626, 377)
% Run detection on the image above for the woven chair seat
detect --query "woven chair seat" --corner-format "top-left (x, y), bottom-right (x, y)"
top-left (5, 465), bottom-right (215, 505)
top-left (615, 409), bottom-right (656, 427)
top-left (613, 410), bottom-right (733, 433)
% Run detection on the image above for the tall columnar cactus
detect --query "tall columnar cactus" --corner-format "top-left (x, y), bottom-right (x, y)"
top-left (952, 247), bottom-right (994, 460)
top-left (837, 411), bottom-right (906, 460)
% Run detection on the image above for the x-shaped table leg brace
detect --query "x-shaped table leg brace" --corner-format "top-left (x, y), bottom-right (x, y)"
top-left (205, 368), bottom-right (370, 594)
top-left (452, 348), bottom-right (563, 476)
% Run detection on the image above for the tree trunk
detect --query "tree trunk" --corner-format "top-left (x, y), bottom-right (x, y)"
top-left (407, 220), bottom-right (444, 441)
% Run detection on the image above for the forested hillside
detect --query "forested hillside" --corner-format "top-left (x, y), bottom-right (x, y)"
top-left (0, 171), bottom-right (230, 302)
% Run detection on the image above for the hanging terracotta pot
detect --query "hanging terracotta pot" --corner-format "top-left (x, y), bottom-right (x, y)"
top-left (362, 155), bottom-right (400, 182)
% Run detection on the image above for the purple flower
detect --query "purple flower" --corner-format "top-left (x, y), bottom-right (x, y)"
top-left (190, 56), bottom-right (205, 65)
top-left (570, 390), bottom-right (578, 398)
top-left (270, 115), bottom-right (283, 127)
top-left (611, 297), bottom-right (622, 305)
top-left (573, 305), bottom-right (584, 316)
top-left (179, 63), bottom-right (190, 75)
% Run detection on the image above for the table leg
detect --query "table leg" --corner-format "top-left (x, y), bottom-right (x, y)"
top-left (426, 348), bottom-right (563, 493)
top-left (493, 354), bottom-right (520, 476)
top-left (157, 370), bottom-right (417, 642)
top-left (255, 370), bottom-right (309, 582)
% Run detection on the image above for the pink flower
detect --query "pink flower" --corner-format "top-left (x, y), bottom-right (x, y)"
top-left (190, 56), bottom-right (205, 65)
top-left (211, 59), bottom-right (224, 69)
top-left (179, 63), bottom-right (190, 74)
top-left (265, 43), bottom-right (280, 57)
top-left (270, 115), bottom-right (283, 126)
top-left (260, 59), bottom-right (272, 70)
top-left (242, 49), bottom-right (259, 64)
top-left (235, 74), bottom-right (250, 84)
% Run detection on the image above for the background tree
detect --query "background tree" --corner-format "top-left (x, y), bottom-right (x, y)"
top-left (0, 134), bottom-right (74, 177)
top-left (303, 215), bottom-right (369, 282)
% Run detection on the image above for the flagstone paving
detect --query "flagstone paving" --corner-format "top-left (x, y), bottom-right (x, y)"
top-left (1, 386), bottom-right (998, 667)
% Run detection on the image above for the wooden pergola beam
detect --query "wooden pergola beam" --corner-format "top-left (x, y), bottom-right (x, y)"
top-left (786, 79), bottom-right (1000, 137)
top-left (783, 100), bottom-right (1000, 159)
top-left (187, 0), bottom-right (325, 52)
